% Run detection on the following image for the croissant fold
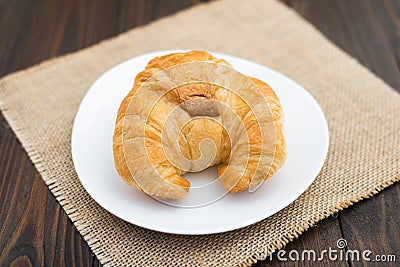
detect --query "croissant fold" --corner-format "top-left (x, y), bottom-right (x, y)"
top-left (113, 51), bottom-right (286, 199)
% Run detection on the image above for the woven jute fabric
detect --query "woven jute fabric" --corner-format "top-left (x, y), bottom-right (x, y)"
top-left (0, 0), bottom-right (399, 266)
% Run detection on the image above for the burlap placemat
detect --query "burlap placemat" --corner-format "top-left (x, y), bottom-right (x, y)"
top-left (0, 0), bottom-right (399, 266)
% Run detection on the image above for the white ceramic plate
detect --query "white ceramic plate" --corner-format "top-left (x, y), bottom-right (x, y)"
top-left (72, 50), bottom-right (329, 235)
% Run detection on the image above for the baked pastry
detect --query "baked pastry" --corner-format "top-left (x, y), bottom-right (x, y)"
top-left (113, 51), bottom-right (286, 199)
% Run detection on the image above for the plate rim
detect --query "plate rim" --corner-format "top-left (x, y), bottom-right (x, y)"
top-left (71, 50), bottom-right (329, 235)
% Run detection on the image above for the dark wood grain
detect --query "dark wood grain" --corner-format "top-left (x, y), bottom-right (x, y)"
top-left (0, 0), bottom-right (206, 77)
top-left (290, 0), bottom-right (400, 91)
top-left (0, 115), bottom-right (95, 267)
top-left (0, 1), bottom-right (206, 266)
top-left (255, 0), bottom-right (400, 266)
top-left (282, 1), bottom-right (400, 266)
top-left (0, 0), bottom-right (399, 266)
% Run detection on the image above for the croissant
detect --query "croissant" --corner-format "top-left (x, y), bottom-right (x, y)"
top-left (113, 51), bottom-right (286, 200)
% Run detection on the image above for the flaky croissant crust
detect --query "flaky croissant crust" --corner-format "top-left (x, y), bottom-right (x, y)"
top-left (113, 51), bottom-right (286, 199)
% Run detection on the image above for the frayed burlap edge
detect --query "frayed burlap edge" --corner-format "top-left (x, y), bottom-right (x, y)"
top-left (241, 174), bottom-right (400, 267)
top-left (1, 0), bottom-right (399, 266)
top-left (1, 55), bottom-right (399, 267)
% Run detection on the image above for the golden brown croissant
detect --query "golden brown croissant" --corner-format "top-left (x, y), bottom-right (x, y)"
top-left (113, 51), bottom-right (286, 199)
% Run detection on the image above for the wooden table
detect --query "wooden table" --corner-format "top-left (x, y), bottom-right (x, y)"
top-left (0, 1), bottom-right (399, 266)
